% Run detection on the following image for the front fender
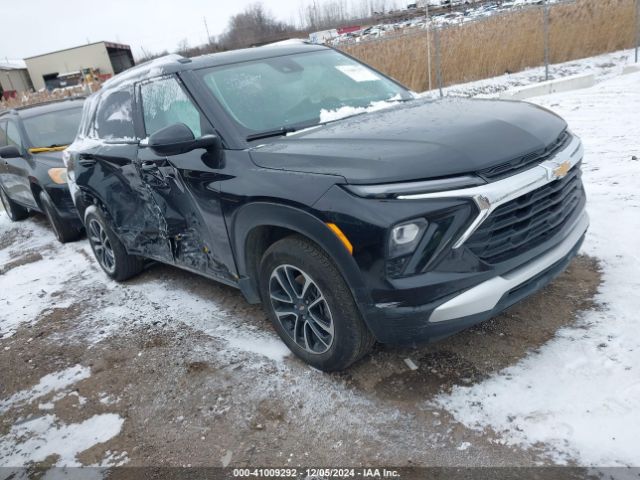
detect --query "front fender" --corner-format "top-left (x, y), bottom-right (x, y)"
top-left (231, 202), bottom-right (372, 311)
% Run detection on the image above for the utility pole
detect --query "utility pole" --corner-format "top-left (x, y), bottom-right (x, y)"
top-left (544, 0), bottom-right (550, 80)
top-left (425, 1), bottom-right (432, 91)
top-left (204, 17), bottom-right (212, 45)
top-left (636, 0), bottom-right (640, 63)
top-left (434, 27), bottom-right (443, 98)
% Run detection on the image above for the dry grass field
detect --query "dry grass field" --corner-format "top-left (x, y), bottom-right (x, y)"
top-left (340, 0), bottom-right (638, 91)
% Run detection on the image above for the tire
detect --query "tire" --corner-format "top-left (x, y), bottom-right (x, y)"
top-left (0, 185), bottom-right (29, 221)
top-left (259, 235), bottom-right (375, 371)
top-left (84, 205), bottom-right (144, 281)
top-left (39, 191), bottom-right (81, 243)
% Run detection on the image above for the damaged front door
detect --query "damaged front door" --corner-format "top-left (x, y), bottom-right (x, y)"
top-left (136, 75), bottom-right (225, 276)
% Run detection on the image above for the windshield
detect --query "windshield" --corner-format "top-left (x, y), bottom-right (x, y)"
top-left (197, 49), bottom-right (411, 136)
top-left (22, 107), bottom-right (83, 148)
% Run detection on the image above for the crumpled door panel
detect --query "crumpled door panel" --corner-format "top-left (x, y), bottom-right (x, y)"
top-left (136, 149), bottom-right (234, 280)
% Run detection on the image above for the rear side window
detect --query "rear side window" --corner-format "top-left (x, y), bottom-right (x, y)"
top-left (93, 88), bottom-right (136, 141)
top-left (140, 77), bottom-right (202, 138)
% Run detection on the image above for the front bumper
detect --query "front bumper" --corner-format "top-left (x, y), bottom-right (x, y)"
top-left (429, 210), bottom-right (588, 323)
top-left (361, 207), bottom-right (588, 345)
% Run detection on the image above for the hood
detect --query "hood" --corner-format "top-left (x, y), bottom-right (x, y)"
top-left (249, 97), bottom-right (567, 184)
top-left (31, 150), bottom-right (65, 168)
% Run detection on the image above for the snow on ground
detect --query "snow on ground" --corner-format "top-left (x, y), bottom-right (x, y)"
top-left (0, 363), bottom-right (123, 468)
top-left (0, 214), bottom-right (288, 361)
top-left (421, 49), bottom-right (638, 99)
top-left (0, 254), bottom-right (84, 339)
top-left (0, 220), bottom-right (406, 470)
top-left (88, 277), bottom-right (291, 362)
top-left (436, 71), bottom-right (640, 467)
top-left (0, 365), bottom-right (90, 414)
top-left (0, 413), bottom-right (124, 467)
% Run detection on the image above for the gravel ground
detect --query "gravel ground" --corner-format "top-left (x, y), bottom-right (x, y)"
top-left (0, 208), bottom-right (601, 471)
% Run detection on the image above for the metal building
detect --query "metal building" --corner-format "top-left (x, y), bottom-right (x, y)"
top-left (24, 41), bottom-right (135, 91)
top-left (0, 60), bottom-right (33, 98)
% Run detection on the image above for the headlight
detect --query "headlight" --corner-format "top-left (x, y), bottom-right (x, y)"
top-left (388, 219), bottom-right (428, 258)
top-left (385, 204), bottom-right (475, 278)
top-left (344, 175), bottom-right (485, 199)
top-left (48, 168), bottom-right (68, 185)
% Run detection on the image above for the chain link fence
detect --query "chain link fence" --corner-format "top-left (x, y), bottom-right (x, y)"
top-left (339, 0), bottom-right (640, 94)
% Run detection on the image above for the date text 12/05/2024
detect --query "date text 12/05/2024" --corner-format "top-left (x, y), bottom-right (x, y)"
top-left (232, 468), bottom-right (401, 477)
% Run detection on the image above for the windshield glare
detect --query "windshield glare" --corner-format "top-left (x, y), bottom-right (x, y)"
top-left (23, 107), bottom-right (83, 148)
top-left (198, 50), bottom-right (411, 135)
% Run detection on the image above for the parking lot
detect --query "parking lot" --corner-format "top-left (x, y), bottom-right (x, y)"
top-left (1, 61), bottom-right (639, 472)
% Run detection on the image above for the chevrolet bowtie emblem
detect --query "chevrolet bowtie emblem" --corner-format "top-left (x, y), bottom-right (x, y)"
top-left (553, 161), bottom-right (571, 179)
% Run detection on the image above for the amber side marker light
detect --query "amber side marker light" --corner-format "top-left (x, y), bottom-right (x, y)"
top-left (326, 223), bottom-right (353, 255)
top-left (47, 168), bottom-right (68, 185)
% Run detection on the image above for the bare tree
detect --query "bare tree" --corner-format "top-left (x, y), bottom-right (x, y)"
top-left (176, 38), bottom-right (191, 56)
top-left (299, 0), bottom-right (351, 30)
top-left (297, 0), bottom-right (401, 30)
top-left (220, 3), bottom-right (290, 49)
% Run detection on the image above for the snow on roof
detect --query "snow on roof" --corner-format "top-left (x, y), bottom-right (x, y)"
top-left (0, 59), bottom-right (27, 70)
top-left (264, 39), bottom-right (309, 46)
top-left (101, 54), bottom-right (184, 90)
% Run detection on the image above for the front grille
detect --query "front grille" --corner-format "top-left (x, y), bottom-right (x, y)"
top-left (466, 163), bottom-right (585, 264)
top-left (478, 131), bottom-right (572, 181)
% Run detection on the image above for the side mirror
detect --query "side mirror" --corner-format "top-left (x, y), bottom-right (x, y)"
top-left (147, 123), bottom-right (220, 157)
top-left (0, 146), bottom-right (22, 159)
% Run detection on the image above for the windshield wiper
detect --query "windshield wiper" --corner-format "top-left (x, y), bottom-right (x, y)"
top-left (246, 127), bottom-right (297, 142)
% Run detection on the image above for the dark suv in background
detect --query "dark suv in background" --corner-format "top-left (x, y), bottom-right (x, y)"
top-left (66, 44), bottom-right (588, 371)
top-left (0, 98), bottom-right (84, 242)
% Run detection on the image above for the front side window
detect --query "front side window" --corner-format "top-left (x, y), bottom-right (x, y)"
top-left (23, 107), bottom-right (83, 148)
top-left (197, 49), bottom-right (411, 135)
top-left (93, 89), bottom-right (136, 141)
top-left (140, 77), bottom-right (202, 138)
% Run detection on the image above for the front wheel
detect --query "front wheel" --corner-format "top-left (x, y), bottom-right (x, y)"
top-left (0, 186), bottom-right (29, 221)
top-left (39, 191), bottom-right (81, 243)
top-left (259, 235), bottom-right (374, 372)
top-left (84, 206), bottom-right (144, 281)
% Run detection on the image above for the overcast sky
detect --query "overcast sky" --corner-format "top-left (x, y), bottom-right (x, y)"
top-left (1, 0), bottom-right (304, 61)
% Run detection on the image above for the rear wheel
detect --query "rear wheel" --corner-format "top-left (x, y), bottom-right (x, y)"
top-left (259, 235), bottom-right (374, 371)
top-left (39, 191), bottom-right (81, 243)
top-left (0, 186), bottom-right (29, 221)
top-left (84, 206), bottom-right (144, 281)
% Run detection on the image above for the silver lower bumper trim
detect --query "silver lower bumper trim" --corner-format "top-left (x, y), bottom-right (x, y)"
top-left (429, 210), bottom-right (589, 323)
